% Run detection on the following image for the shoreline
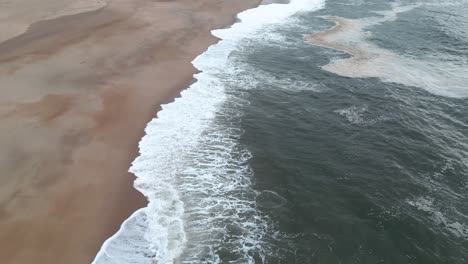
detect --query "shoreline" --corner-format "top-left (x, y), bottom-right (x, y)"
top-left (0, 0), bottom-right (260, 263)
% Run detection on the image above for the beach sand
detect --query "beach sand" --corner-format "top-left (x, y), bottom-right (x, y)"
top-left (0, 0), bottom-right (259, 263)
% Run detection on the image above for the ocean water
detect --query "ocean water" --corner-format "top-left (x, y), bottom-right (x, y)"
top-left (94, 0), bottom-right (468, 263)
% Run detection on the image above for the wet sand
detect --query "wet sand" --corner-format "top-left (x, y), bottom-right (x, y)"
top-left (0, 0), bottom-right (259, 263)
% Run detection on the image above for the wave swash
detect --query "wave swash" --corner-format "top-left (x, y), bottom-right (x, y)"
top-left (92, 0), bottom-right (325, 263)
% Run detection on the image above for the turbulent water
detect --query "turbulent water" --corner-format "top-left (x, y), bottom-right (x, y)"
top-left (94, 0), bottom-right (468, 263)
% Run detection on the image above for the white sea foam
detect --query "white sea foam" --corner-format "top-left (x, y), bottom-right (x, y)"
top-left (407, 197), bottom-right (468, 239)
top-left (335, 105), bottom-right (368, 125)
top-left (305, 3), bottom-right (468, 98)
top-left (93, 0), bottom-right (325, 263)
top-left (334, 105), bottom-right (388, 125)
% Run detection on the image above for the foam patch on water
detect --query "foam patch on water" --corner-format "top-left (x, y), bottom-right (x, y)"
top-left (234, 62), bottom-right (327, 92)
top-left (305, 3), bottom-right (468, 98)
top-left (407, 197), bottom-right (468, 239)
top-left (93, 0), bottom-right (325, 263)
top-left (335, 105), bottom-right (368, 125)
top-left (334, 105), bottom-right (388, 125)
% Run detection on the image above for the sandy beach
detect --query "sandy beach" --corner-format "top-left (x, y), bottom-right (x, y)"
top-left (0, 0), bottom-right (259, 263)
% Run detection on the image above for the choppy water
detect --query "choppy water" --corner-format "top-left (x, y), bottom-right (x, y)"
top-left (94, 0), bottom-right (468, 263)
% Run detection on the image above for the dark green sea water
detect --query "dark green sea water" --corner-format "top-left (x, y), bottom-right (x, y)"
top-left (229, 0), bottom-right (468, 263)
